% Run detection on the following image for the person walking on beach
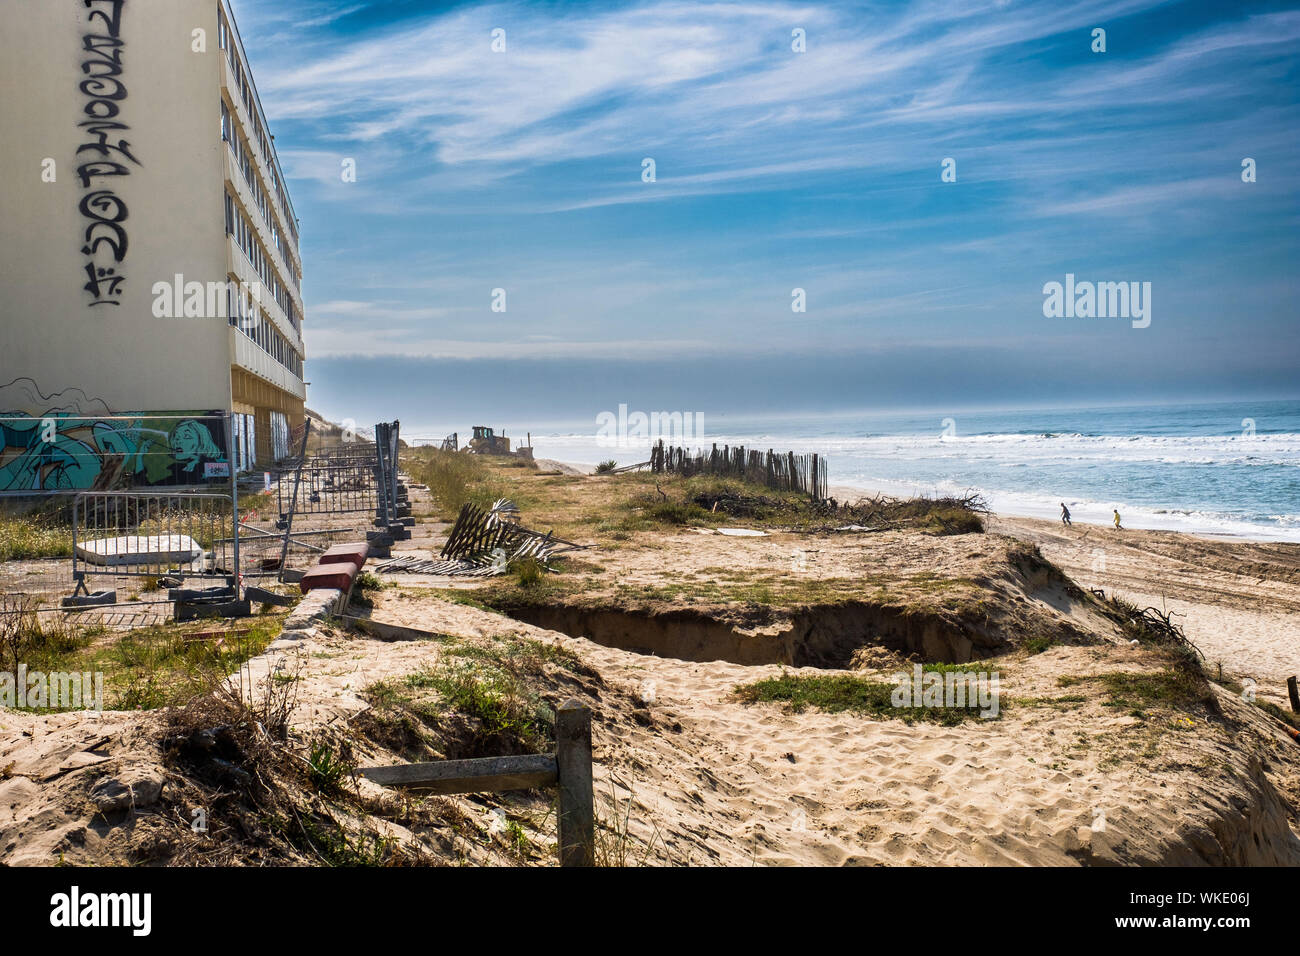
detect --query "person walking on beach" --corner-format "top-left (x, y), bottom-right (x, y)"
top-left (1113, 509), bottom-right (1123, 530)
top-left (1060, 503), bottom-right (1072, 527)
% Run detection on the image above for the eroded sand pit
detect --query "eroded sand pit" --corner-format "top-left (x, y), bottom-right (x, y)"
top-left (501, 600), bottom-right (995, 667)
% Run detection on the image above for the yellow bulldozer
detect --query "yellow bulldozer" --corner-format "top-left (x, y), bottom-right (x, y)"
top-left (468, 425), bottom-right (511, 455)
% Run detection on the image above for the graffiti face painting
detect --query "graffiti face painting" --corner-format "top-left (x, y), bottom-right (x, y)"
top-left (168, 420), bottom-right (223, 474)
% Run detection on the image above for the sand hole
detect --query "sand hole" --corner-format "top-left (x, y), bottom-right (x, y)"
top-left (501, 601), bottom-right (987, 667)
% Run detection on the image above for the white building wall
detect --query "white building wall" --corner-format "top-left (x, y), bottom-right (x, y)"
top-left (0, 0), bottom-right (239, 416)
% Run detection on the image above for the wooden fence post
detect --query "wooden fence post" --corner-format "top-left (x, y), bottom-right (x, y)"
top-left (556, 699), bottom-right (594, 866)
top-left (1288, 676), bottom-right (1300, 714)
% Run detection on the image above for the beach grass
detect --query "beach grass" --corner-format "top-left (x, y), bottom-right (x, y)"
top-left (735, 666), bottom-right (996, 724)
top-left (0, 514), bottom-right (74, 561)
top-left (443, 459), bottom-right (989, 545)
top-left (1056, 668), bottom-right (1215, 716)
top-left (402, 447), bottom-right (518, 519)
top-left (362, 634), bottom-right (583, 756)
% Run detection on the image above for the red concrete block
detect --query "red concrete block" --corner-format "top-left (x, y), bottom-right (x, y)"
top-left (319, 542), bottom-right (370, 569)
top-left (300, 560), bottom-right (360, 594)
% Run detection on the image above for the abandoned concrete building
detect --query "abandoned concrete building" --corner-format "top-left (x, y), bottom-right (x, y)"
top-left (0, 0), bottom-right (305, 490)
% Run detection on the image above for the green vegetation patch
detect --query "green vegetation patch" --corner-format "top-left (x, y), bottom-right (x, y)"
top-left (403, 447), bottom-right (518, 519)
top-left (1057, 668), bottom-right (1214, 715)
top-left (0, 606), bottom-right (284, 712)
top-left (1254, 698), bottom-right (1300, 731)
top-left (363, 634), bottom-right (585, 757)
top-left (735, 666), bottom-right (998, 725)
top-left (0, 514), bottom-right (74, 561)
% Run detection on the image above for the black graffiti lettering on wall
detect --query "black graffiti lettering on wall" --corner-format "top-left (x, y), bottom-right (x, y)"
top-left (78, 0), bottom-right (140, 307)
top-left (80, 190), bottom-right (129, 282)
top-left (78, 122), bottom-right (139, 165)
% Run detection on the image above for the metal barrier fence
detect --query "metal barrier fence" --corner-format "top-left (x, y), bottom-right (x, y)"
top-left (271, 425), bottom-right (400, 524)
top-left (71, 490), bottom-right (238, 590)
top-left (264, 421), bottom-right (407, 582)
top-left (0, 411), bottom-right (414, 610)
top-left (316, 440), bottom-right (379, 459)
top-left (275, 450), bottom-right (379, 518)
top-left (227, 521), bottom-right (354, 582)
top-left (0, 412), bottom-right (242, 603)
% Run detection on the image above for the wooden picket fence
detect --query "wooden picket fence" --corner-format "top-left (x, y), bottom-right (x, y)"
top-left (650, 440), bottom-right (828, 500)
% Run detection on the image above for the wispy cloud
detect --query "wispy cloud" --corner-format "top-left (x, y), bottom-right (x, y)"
top-left (226, 0), bottom-right (1298, 381)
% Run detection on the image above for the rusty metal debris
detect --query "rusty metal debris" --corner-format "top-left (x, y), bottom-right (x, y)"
top-left (374, 498), bottom-right (584, 577)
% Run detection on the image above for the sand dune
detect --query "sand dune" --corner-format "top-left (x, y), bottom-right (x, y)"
top-left (992, 514), bottom-right (1300, 707)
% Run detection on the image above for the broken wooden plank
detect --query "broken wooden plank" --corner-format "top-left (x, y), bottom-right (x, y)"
top-left (341, 615), bottom-right (441, 642)
top-left (358, 753), bottom-right (557, 794)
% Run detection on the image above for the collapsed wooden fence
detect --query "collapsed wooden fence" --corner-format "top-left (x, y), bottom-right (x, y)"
top-left (650, 440), bottom-right (828, 500)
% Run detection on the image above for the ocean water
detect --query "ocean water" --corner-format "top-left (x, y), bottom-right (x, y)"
top-left (512, 399), bottom-right (1300, 542)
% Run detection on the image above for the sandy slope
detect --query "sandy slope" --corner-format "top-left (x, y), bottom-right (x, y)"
top-left (338, 593), bottom-right (1300, 866)
top-left (991, 514), bottom-right (1300, 707)
top-left (824, 479), bottom-right (1300, 706)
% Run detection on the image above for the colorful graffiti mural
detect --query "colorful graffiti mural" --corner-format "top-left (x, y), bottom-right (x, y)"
top-left (0, 378), bottom-right (229, 492)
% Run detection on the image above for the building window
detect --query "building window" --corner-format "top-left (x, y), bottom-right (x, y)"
top-left (232, 413), bottom-right (255, 472)
top-left (232, 413), bottom-right (257, 471)
top-left (270, 412), bottom-right (290, 460)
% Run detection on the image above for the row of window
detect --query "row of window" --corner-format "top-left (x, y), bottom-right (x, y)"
top-left (217, 5), bottom-right (299, 252)
top-left (231, 412), bottom-right (292, 470)
top-left (221, 98), bottom-right (298, 292)
top-left (227, 283), bottom-right (305, 379)
top-left (225, 190), bottom-right (299, 333)
top-left (226, 193), bottom-right (304, 379)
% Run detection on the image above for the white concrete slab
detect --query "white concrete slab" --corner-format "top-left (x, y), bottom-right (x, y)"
top-left (75, 534), bottom-right (204, 567)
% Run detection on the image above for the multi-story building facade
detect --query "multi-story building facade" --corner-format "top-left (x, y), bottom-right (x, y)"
top-left (0, 0), bottom-right (306, 490)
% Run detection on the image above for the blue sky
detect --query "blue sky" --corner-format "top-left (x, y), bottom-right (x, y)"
top-left (229, 0), bottom-right (1300, 431)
